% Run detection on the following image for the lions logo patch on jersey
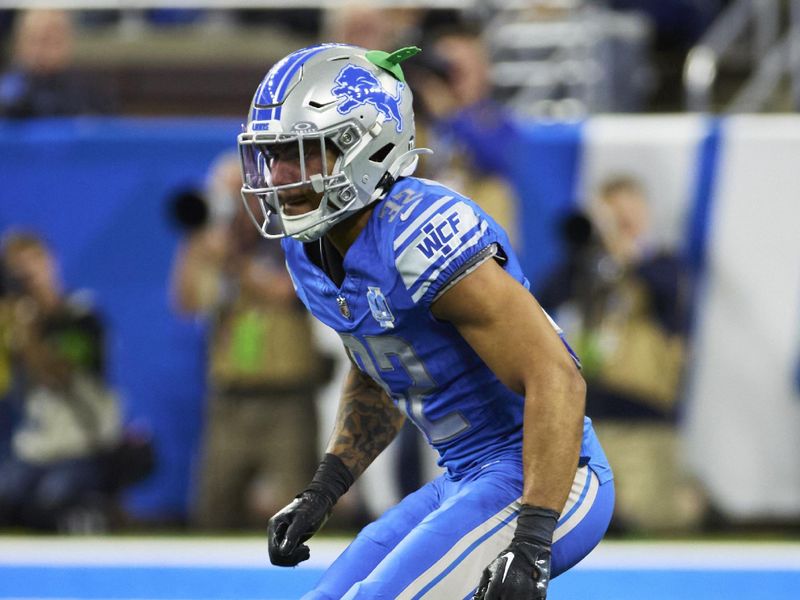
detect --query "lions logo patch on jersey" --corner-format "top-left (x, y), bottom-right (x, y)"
top-left (332, 65), bottom-right (404, 132)
top-left (367, 286), bottom-right (395, 329)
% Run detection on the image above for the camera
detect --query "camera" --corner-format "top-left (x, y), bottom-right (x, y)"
top-left (0, 262), bottom-right (27, 298)
top-left (166, 187), bottom-right (210, 233)
top-left (559, 210), bottom-right (596, 252)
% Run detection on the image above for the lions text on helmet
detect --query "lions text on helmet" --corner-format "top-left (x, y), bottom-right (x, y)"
top-left (238, 44), bottom-right (429, 242)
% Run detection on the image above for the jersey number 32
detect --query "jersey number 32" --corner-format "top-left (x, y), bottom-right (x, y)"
top-left (340, 333), bottom-right (470, 444)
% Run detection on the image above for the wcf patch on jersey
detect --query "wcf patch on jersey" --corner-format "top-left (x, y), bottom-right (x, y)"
top-left (367, 286), bottom-right (395, 329)
top-left (415, 212), bottom-right (462, 259)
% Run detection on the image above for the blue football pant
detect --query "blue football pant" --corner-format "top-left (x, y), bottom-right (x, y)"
top-left (302, 459), bottom-right (614, 599)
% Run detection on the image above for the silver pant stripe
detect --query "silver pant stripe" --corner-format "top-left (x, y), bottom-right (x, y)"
top-left (554, 465), bottom-right (598, 544)
top-left (396, 500), bottom-right (517, 599)
top-left (398, 466), bottom-right (596, 599)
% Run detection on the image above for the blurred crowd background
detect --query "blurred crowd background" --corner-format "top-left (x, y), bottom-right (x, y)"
top-left (1, 0), bottom-right (799, 540)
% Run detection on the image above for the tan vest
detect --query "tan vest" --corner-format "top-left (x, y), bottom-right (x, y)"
top-left (209, 298), bottom-right (321, 390)
top-left (593, 278), bottom-right (685, 411)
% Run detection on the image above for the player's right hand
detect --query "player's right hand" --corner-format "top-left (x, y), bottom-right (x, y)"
top-left (473, 539), bottom-right (551, 600)
top-left (267, 490), bottom-right (332, 567)
top-left (473, 504), bottom-right (559, 599)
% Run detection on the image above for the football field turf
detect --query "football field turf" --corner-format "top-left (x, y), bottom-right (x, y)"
top-left (0, 537), bottom-right (798, 599)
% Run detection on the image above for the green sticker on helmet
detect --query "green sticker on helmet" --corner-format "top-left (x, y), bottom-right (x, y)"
top-left (366, 46), bottom-right (422, 83)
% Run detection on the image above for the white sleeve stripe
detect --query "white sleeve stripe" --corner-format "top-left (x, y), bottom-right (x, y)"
top-left (398, 246), bottom-right (438, 291)
top-left (395, 202), bottom-right (482, 292)
top-left (411, 220), bottom-right (489, 303)
top-left (392, 195), bottom-right (454, 251)
top-left (395, 217), bottom-right (480, 290)
top-left (400, 218), bottom-right (485, 293)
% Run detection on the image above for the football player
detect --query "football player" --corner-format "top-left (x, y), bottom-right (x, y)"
top-left (238, 44), bottom-right (614, 599)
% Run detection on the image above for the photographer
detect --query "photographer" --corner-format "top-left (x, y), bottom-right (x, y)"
top-left (539, 176), bottom-right (706, 534)
top-left (169, 152), bottom-right (330, 530)
top-left (0, 230), bottom-right (121, 531)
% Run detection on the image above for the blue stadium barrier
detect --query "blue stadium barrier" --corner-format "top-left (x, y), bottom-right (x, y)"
top-left (0, 118), bottom-right (241, 519)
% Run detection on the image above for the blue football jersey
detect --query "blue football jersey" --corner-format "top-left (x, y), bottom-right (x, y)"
top-left (283, 177), bottom-right (611, 481)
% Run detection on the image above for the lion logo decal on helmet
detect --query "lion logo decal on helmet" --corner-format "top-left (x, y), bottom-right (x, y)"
top-left (332, 64), bottom-right (404, 133)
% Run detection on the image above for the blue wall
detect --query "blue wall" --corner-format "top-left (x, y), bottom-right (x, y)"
top-left (0, 117), bottom-right (579, 519)
top-left (509, 120), bottom-right (583, 285)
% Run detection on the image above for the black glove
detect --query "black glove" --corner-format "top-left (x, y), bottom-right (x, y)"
top-left (267, 453), bottom-right (354, 567)
top-left (267, 489), bottom-right (331, 566)
top-left (473, 505), bottom-right (559, 600)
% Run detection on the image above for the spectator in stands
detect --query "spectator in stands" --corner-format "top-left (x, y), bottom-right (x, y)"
top-left (0, 230), bottom-right (121, 532)
top-left (170, 152), bottom-right (331, 531)
top-left (409, 49), bottom-right (521, 248)
top-left (322, 3), bottom-right (422, 51)
top-left (0, 9), bottom-right (113, 118)
top-left (425, 24), bottom-right (519, 180)
top-left (538, 175), bottom-right (706, 533)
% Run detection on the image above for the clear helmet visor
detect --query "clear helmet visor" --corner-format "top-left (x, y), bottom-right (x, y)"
top-left (238, 130), bottom-right (356, 241)
top-left (239, 134), bottom-right (330, 201)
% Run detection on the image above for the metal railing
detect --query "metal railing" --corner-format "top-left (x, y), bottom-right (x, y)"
top-left (484, 5), bottom-right (651, 117)
top-left (683, 0), bottom-right (797, 112)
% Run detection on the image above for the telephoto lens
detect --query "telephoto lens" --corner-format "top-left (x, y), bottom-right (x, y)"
top-left (167, 188), bottom-right (209, 232)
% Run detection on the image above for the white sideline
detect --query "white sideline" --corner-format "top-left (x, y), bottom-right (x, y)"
top-left (579, 541), bottom-right (800, 570)
top-left (0, 537), bottom-right (799, 571)
top-left (0, 537), bottom-right (346, 569)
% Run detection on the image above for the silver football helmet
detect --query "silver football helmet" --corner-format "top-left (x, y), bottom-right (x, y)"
top-left (238, 44), bottom-right (428, 242)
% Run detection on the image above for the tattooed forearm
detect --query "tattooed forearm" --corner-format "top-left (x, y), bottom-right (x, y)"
top-left (327, 365), bottom-right (406, 478)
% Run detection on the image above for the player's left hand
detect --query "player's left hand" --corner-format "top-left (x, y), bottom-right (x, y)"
top-left (473, 539), bottom-right (551, 599)
top-left (267, 454), bottom-right (354, 568)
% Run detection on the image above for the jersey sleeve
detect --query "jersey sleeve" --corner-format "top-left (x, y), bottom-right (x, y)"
top-left (390, 192), bottom-right (503, 308)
